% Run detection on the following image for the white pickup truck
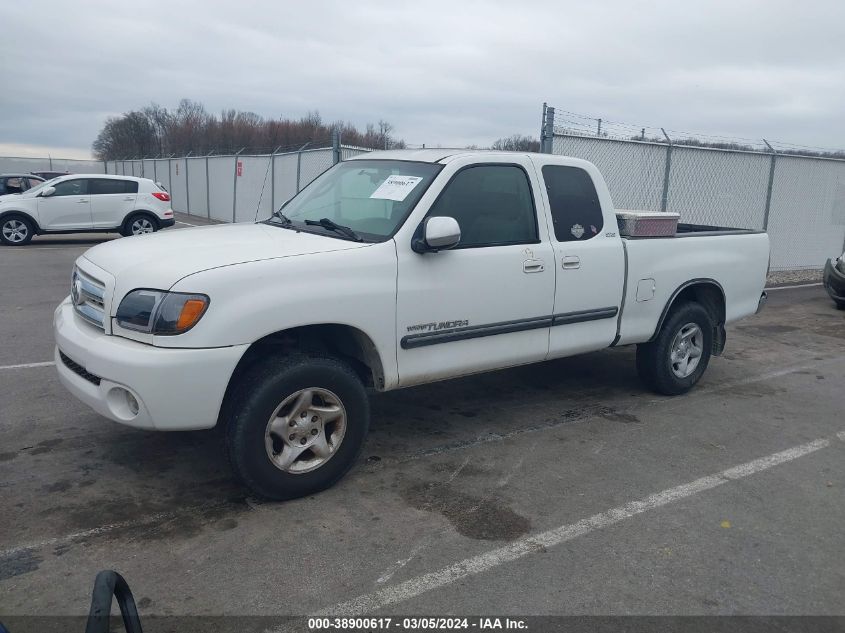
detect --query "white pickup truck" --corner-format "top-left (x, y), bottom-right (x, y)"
top-left (54, 150), bottom-right (770, 499)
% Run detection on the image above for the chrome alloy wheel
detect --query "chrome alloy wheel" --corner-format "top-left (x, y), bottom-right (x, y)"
top-left (264, 388), bottom-right (347, 474)
top-left (131, 217), bottom-right (155, 234)
top-left (2, 219), bottom-right (28, 243)
top-left (670, 322), bottom-right (704, 378)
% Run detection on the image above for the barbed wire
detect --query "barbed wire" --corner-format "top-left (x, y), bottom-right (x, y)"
top-left (550, 107), bottom-right (845, 157)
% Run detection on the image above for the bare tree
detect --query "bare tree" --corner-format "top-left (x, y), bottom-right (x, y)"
top-left (91, 100), bottom-right (405, 160)
top-left (491, 134), bottom-right (540, 152)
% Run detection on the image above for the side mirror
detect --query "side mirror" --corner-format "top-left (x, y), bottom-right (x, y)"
top-left (40, 186), bottom-right (56, 197)
top-left (412, 216), bottom-right (461, 253)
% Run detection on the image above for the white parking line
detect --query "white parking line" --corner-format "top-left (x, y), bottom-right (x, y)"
top-left (316, 435), bottom-right (836, 616)
top-left (175, 220), bottom-right (197, 226)
top-left (0, 361), bottom-right (55, 370)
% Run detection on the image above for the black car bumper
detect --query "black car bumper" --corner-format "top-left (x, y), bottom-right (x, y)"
top-left (160, 218), bottom-right (176, 228)
top-left (823, 258), bottom-right (845, 303)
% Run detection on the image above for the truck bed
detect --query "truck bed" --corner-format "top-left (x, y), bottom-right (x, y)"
top-left (617, 228), bottom-right (770, 346)
top-left (623, 222), bottom-right (762, 239)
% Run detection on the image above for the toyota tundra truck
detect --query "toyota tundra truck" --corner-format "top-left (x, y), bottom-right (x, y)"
top-left (54, 150), bottom-right (770, 499)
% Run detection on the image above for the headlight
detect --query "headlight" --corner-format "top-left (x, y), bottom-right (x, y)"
top-left (115, 290), bottom-right (209, 335)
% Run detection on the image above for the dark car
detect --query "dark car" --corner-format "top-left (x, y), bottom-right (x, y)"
top-left (31, 170), bottom-right (69, 180)
top-left (0, 173), bottom-right (45, 195)
top-left (823, 253), bottom-right (845, 310)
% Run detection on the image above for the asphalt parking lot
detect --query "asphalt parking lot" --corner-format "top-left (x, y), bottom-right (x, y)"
top-left (1, 217), bottom-right (843, 621)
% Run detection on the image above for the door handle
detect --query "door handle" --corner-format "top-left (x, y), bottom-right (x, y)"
top-left (562, 255), bottom-right (581, 269)
top-left (123, 197), bottom-right (134, 201)
top-left (76, 199), bottom-right (89, 203)
top-left (523, 259), bottom-right (545, 273)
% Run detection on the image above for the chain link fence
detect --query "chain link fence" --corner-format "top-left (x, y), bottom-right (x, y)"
top-left (541, 105), bottom-right (845, 271)
top-left (0, 156), bottom-right (106, 175)
top-left (104, 139), bottom-right (372, 223)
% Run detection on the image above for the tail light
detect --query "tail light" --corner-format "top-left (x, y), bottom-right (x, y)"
top-left (152, 192), bottom-right (171, 202)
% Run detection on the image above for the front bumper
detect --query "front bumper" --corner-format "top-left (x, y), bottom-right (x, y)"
top-left (823, 258), bottom-right (845, 303)
top-left (54, 298), bottom-right (247, 430)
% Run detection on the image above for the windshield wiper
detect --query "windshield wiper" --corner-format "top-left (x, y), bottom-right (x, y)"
top-left (271, 210), bottom-right (294, 225)
top-left (304, 218), bottom-right (363, 242)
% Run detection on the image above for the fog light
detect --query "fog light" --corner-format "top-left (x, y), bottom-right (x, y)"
top-left (106, 386), bottom-right (142, 421)
top-left (126, 392), bottom-right (139, 416)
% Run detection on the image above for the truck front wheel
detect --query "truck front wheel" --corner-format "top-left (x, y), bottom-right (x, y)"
top-left (225, 354), bottom-right (370, 500)
top-left (636, 302), bottom-right (713, 396)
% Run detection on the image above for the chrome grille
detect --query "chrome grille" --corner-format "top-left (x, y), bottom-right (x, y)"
top-left (72, 267), bottom-right (106, 329)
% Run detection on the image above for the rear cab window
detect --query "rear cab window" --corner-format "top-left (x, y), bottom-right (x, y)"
top-left (541, 165), bottom-right (604, 242)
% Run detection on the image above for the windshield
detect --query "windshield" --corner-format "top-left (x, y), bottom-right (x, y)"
top-left (268, 159), bottom-right (442, 241)
top-left (26, 177), bottom-right (61, 195)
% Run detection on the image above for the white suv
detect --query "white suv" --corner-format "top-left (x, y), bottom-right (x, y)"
top-left (0, 174), bottom-right (174, 246)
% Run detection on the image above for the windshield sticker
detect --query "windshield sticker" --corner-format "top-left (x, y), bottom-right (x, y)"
top-left (370, 175), bottom-right (423, 201)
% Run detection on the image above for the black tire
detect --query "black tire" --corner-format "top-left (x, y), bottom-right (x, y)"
top-left (636, 302), bottom-right (714, 396)
top-left (0, 214), bottom-right (35, 246)
top-left (224, 354), bottom-right (369, 500)
top-left (121, 212), bottom-right (159, 237)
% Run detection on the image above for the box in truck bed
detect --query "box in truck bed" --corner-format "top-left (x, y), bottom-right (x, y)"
top-left (616, 210), bottom-right (680, 237)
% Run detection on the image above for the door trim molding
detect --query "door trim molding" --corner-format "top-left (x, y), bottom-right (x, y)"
top-left (401, 306), bottom-right (619, 349)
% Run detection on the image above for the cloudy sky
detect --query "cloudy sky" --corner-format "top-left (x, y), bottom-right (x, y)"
top-left (2, 0), bottom-right (844, 158)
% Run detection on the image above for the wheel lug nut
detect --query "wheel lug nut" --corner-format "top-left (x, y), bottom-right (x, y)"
top-left (311, 416), bottom-right (318, 422)
top-left (300, 438), bottom-right (307, 445)
top-left (289, 434), bottom-right (296, 441)
top-left (289, 420), bottom-right (296, 427)
top-left (300, 412), bottom-right (307, 418)
top-left (311, 429), bottom-right (318, 435)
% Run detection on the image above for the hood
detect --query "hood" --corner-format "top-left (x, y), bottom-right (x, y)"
top-left (82, 223), bottom-right (368, 295)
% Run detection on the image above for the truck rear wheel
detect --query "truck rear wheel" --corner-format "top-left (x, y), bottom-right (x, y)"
top-left (636, 302), bottom-right (713, 396)
top-left (224, 354), bottom-right (369, 500)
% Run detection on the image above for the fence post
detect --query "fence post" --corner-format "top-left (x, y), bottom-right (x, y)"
top-left (184, 152), bottom-right (192, 216)
top-left (762, 139), bottom-right (777, 231)
top-left (332, 128), bottom-right (341, 165)
top-left (540, 103), bottom-right (555, 153)
top-left (153, 155), bottom-right (157, 183)
top-left (102, 160), bottom-right (107, 174)
top-left (660, 128), bottom-right (673, 212)
top-left (232, 148), bottom-right (244, 223)
top-left (270, 146), bottom-right (281, 211)
top-left (206, 151), bottom-right (212, 220)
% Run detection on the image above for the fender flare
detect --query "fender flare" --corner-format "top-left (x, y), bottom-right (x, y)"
top-left (650, 278), bottom-right (726, 342)
top-left (121, 209), bottom-right (160, 229)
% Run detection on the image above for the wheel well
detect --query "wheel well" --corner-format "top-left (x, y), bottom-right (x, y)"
top-left (123, 210), bottom-right (159, 228)
top-left (0, 210), bottom-right (41, 233)
top-left (652, 280), bottom-right (726, 341)
top-left (226, 324), bottom-right (386, 396)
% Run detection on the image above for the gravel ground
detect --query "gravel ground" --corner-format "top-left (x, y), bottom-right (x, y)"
top-left (767, 268), bottom-right (824, 286)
